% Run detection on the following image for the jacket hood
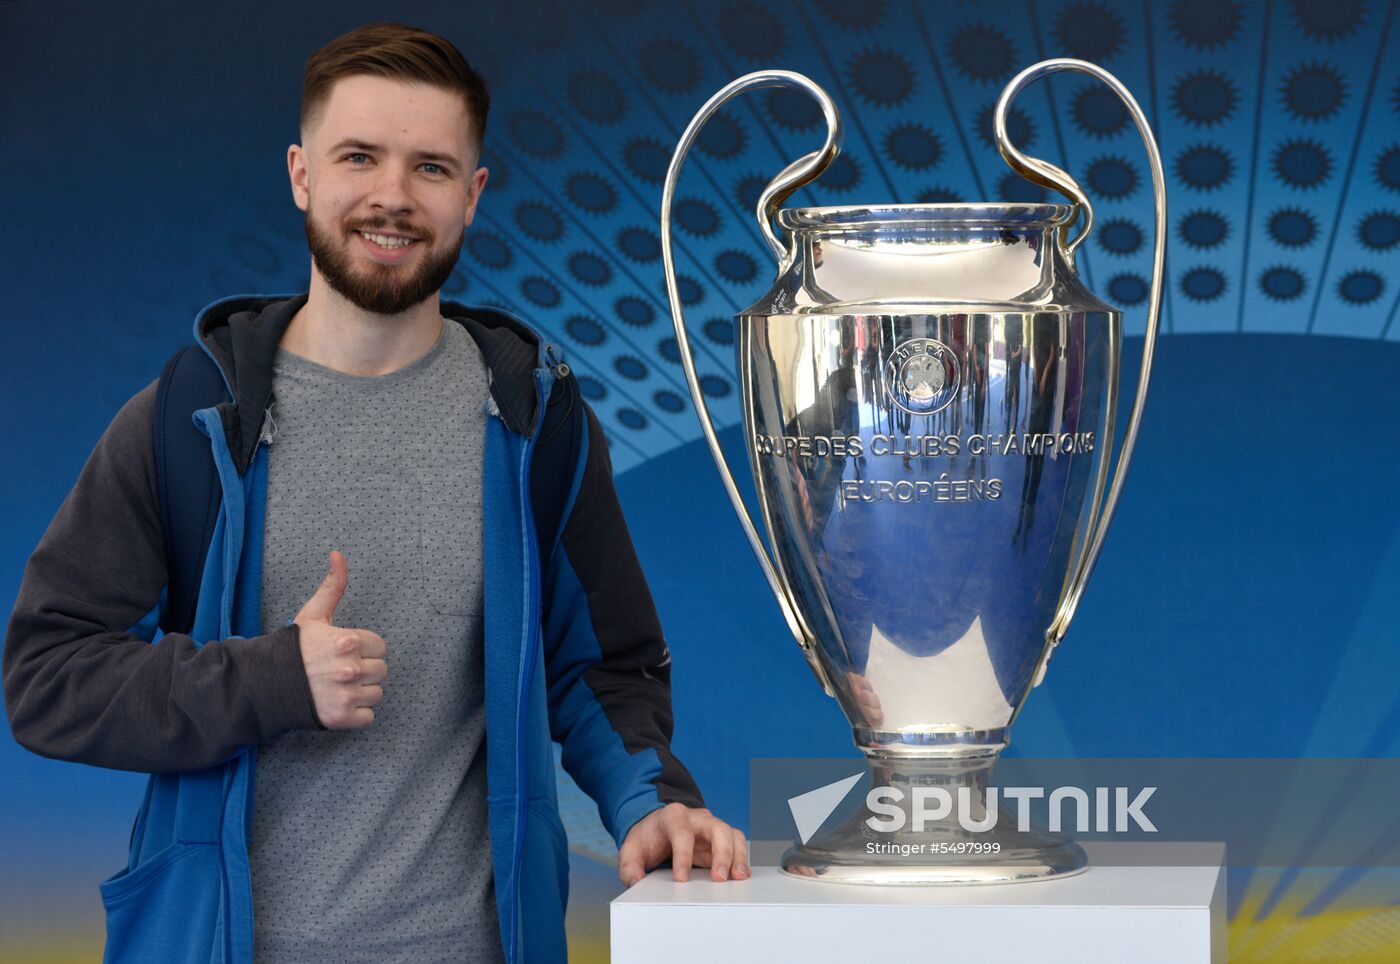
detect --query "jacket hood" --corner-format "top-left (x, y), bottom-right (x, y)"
top-left (193, 293), bottom-right (555, 473)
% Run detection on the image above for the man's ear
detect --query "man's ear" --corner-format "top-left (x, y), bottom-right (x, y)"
top-left (463, 167), bottom-right (489, 229)
top-left (288, 144), bottom-right (310, 212)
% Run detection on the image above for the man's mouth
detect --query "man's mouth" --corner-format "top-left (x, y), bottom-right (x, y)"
top-left (352, 229), bottom-right (417, 250)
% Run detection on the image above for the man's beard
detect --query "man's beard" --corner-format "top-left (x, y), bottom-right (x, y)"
top-left (304, 210), bottom-right (464, 315)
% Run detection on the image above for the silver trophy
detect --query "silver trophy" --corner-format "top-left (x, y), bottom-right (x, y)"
top-left (662, 60), bottom-right (1164, 884)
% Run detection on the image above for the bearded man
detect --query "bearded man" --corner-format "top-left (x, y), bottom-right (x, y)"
top-left (3, 21), bottom-right (745, 964)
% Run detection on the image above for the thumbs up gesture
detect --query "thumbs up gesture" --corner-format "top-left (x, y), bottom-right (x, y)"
top-left (294, 550), bottom-right (388, 730)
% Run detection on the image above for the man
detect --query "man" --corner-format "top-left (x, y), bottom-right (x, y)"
top-left (3, 22), bottom-right (745, 964)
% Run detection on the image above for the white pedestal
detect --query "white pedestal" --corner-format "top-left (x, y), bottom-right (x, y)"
top-left (612, 844), bottom-right (1225, 963)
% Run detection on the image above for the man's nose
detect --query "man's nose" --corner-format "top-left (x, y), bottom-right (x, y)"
top-left (366, 162), bottom-right (415, 215)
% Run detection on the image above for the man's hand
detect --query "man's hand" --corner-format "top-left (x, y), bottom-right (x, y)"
top-left (294, 550), bottom-right (389, 729)
top-left (617, 803), bottom-right (750, 886)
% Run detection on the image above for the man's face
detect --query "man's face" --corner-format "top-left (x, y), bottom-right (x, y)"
top-left (288, 74), bottom-right (488, 315)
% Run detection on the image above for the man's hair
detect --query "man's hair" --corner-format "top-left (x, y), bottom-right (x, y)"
top-left (301, 22), bottom-right (490, 153)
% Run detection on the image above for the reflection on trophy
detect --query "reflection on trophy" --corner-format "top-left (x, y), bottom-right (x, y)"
top-left (662, 60), bottom-right (1164, 884)
top-left (903, 358), bottom-right (943, 403)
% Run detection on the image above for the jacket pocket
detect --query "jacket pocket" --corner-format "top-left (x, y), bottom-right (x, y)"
top-left (528, 797), bottom-right (570, 861)
top-left (420, 479), bottom-right (484, 617)
top-left (521, 799), bottom-right (570, 963)
top-left (100, 842), bottom-right (223, 964)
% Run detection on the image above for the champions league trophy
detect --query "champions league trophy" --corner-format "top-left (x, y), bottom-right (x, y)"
top-left (662, 60), bottom-right (1164, 884)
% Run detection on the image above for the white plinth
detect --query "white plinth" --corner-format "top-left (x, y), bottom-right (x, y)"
top-left (612, 844), bottom-right (1225, 963)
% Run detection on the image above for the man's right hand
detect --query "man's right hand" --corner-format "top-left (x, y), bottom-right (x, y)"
top-left (293, 550), bottom-right (388, 729)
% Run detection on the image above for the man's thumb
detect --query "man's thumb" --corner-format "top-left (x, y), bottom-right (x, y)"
top-left (298, 549), bottom-right (348, 623)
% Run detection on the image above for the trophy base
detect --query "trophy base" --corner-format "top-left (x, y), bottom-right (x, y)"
top-left (779, 754), bottom-right (1088, 885)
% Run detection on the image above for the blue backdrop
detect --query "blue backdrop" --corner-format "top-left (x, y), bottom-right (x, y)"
top-left (2, 1), bottom-right (1398, 961)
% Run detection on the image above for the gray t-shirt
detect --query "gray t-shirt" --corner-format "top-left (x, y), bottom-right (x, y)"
top-left (249, 319), bottom-right (505, 963)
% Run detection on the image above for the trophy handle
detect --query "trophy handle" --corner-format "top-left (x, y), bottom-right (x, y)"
top-left (662, 71), bottom-right (841, 696)
top-left (992, 59), bottom-right (1166, 686)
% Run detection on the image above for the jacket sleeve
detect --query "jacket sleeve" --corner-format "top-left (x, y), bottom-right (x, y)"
top-left (2, 380), bottom-right (324, 773)
top-left (541, 402), bottom-right (705, 847)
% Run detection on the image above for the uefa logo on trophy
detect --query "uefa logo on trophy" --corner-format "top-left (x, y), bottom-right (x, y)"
top-left (662, 60), bottom-right (1165, 884)
top-left (886, 339), bottom-right (961, 417)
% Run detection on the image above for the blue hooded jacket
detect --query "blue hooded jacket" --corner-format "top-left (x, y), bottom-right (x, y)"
top-left (2, 294), bottom-right (704, 963)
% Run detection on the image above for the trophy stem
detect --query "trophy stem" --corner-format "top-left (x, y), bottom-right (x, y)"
top-left (780, 750), bottom-right (1088, 886)
top-left (852, 726), bottom-right (1010, 761)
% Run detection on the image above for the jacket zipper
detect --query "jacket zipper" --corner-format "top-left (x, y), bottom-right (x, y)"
top-left (497, 359), bottom-right (557, 963)
top-left (191, 407), bottom-right (251, 964)
top-left (243, 425), bottom-right (277, 963)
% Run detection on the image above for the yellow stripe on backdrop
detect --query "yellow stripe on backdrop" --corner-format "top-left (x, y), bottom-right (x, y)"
top-left (1230, 907), bottom-right (1400, 962)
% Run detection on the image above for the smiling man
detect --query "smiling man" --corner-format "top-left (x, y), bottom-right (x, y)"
top-left (3, 22), bottom-right (744, 964)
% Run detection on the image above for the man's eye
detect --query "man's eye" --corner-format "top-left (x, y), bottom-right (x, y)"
top-left (421, 163), bottom-right (444, 175)
top-left (345, 153), bottom-right (369, 163)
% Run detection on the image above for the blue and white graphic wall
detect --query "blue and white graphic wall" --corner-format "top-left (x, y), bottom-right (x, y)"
top-left (2, 2), bottom-right (1397, 960)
